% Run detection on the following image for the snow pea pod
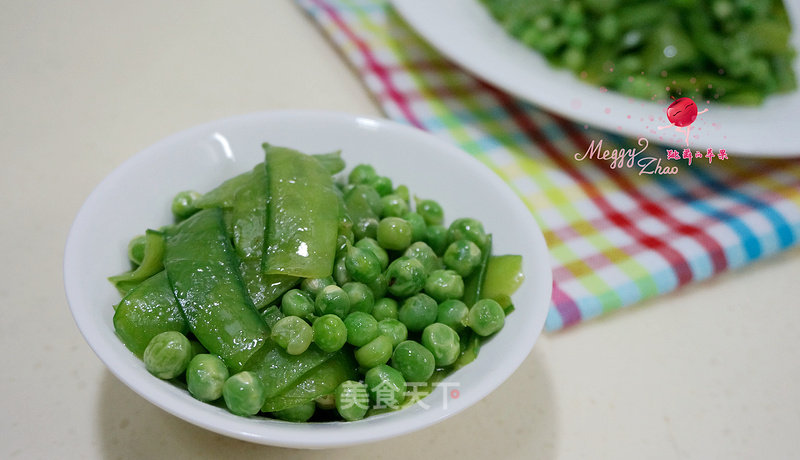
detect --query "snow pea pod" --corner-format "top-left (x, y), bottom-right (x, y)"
top-left (243, 341), bottom-right (333, 400)
top-left (193, 167), bottom-right (258, 210)
top-left (453, 331), bottom-right (481, 370)
top-left (481, 254), bottom-right (525, 303)
top-left (231, 164), bottom-right (267, 262)
top-left (113, 271), bottom-right (188, 357)
top-left (239, 259), bottom-right (298, 310)
top-left (312, 150), bottom-right (346, 175)
top-left (195, 151), bottom-right (341, 214)
top-left (219, 163), bottom-right (299, 307)
top-left (262, 350), bottom-right (357, 412)
top-left (108, 229), bottom-right (165, 296)
top-left (461, 234), bottom-right (493, 307)
top-left (261, 144), bottom-right (339, 278)
top-left (164, 207), bottom-right (268, 372)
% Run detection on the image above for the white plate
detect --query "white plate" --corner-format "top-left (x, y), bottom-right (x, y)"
top-left (392, 0), bottom-right (800, 157)
top-left (63, 110), bottom-right (552, 448)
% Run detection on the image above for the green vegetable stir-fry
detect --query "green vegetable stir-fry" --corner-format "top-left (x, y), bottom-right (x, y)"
top-left (480, 0), bottom-right (797, 104)
top-left (109, 143), bottom-right (525, 422)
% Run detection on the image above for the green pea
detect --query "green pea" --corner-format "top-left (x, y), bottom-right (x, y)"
top-left (313, 314), bottom-right (348, 352)
top-left (355, 237), bottom-right (389, 271)
top-left (143, 331), bottom-right (192, 380)
top-left (377, 217), bottom-right (413, 251)
top-left (315, 285), bottom-right (350, 318)
top-left (353, 217), bottom-right (379, 241)
top-left (344, 311), bottom-right (379, 347)
top-left (448, 217), bottom-right (488, 247)
top-left (402, 212), bottom-right (427, 242)
top-left (391, 340), bottom-right (435, 383)
top-left (346, 184), bottom-right (382, 216)
top-left (335, 380), bottom-right (370, 421)
top-left (171, 190), bottom-right (202, 220)
top-left (281, 289), bottom-right (315, 320)
top-left (342, 282), bottom-right (375, 314)
top-left (394, 184), bottom-right (410, 203)
top-left (385, 257), bottom-right (426, 297)
top-left (301, 276), bottom-right (335, 300)
top-left (380, 193), bottom-right (410, 218)
top-left (468, 298), bottom-right (506, 336)
top-left (271, 316), bottom-right (314, 355)
top-left (333, 254), bottom-right (352, 286)
top-left (355, 335), bottom-right (394, 369)
top-left (372, 297), bottom-right (398, 321)
top-left (403, 241), bottom-right (440, 275)
top-left (377, 318), bottom-right (408, 348)
top-left (421, 323), bottom-right (461, 367)
top-left (368, 175), bottom-right (393, 196)
top-left (345, 244), bottom-right (381, 284)
top-left (424, 269), bottom-right (465, 302)
top-left (348, 164), bottom-right (378, 185)
top-left (415, 198), bottom-right (444, 226)
top-left (365, 364), bottom-right (406, 408)
top-left (186, 354), bottom-right (229, 402)
top-left (223, 371), bottom-right (266, 416)
top-left (127, 234), bottom-right (147, 266)
top-left (397, 293), bottom-right (438, 332)
top-left (437, 299), bottom-right (469, 332)
top-left (443, 239), bottom-right (482, 277)
top-left (366, 272), bottom-right (388, 299)
top-left (424, 224), bottom-right (449, 256)
top-left (273, 401), bottom-right (316, 422)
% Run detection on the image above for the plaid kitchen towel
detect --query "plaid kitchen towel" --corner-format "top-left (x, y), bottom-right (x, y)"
top-left (297, 0), bottom-right (800, 330)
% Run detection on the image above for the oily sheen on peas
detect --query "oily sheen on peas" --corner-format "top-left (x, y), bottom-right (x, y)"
top-left (109, 145), bottom-right (523, 423)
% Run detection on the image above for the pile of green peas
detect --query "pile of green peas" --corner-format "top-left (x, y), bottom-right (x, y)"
top-left (139, 163), bottom-right (508, 421)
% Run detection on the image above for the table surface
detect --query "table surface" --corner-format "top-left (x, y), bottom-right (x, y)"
top-left (3, 1), bottom-right (799, 459)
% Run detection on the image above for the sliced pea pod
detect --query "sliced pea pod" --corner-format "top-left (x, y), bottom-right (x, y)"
top-left (239, 256), bottom-right (298, 310)
top-left (261, 144), bottom-right (339, 278)
top-left (113, 271), bottom-right (188, 357)
top-left (462, 234), bottom-right (493, 307)
top-left (481, 254), bottom-right (525, 303)
top-left (231, 164), bottom-right (267, 262)
top-left (164, 208), bottom-right (268, 373)
top-left (244, 341), bottom-right (333, 399)
top-left (193, 167), bottom-right (257, 210)
top-left (453, 330), bottom-right (482, 370)
top-left (108, 229), bottom-right (165, 296)
top-left (312, 150), bottom-right (346, 175)
top-left (262, 350), bottom-right (357, 412)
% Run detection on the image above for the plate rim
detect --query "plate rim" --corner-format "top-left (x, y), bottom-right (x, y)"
top-left (391, 0), bottom-right (800, 157)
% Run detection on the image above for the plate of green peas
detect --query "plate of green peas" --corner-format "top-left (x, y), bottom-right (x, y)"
top-left (64, 110), bottom-right (552, 448)
top-left (392, 0), bottom-right (800, 156)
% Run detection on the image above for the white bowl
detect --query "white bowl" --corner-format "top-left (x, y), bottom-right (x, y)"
top-left (64, 110), bottom-right (552, 448)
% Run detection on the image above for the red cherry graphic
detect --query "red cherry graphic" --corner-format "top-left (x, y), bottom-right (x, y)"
top-left (667, 97), bottom-right (699, 127)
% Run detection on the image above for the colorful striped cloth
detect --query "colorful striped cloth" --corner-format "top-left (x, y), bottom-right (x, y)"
top-left (297, 0), bottom-right (800, 330)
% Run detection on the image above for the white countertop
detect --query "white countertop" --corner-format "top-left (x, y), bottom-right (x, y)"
top-left (2, 1), bottom-right (799, 458)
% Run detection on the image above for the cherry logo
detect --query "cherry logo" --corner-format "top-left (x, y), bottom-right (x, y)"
top-left (659, 97), bottom-right (708, 146)
top-left (667, 97), bottom-right (699, 127)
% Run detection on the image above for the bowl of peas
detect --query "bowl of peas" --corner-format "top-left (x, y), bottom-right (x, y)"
top-left (64, 110), bottom-right (552, 448)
